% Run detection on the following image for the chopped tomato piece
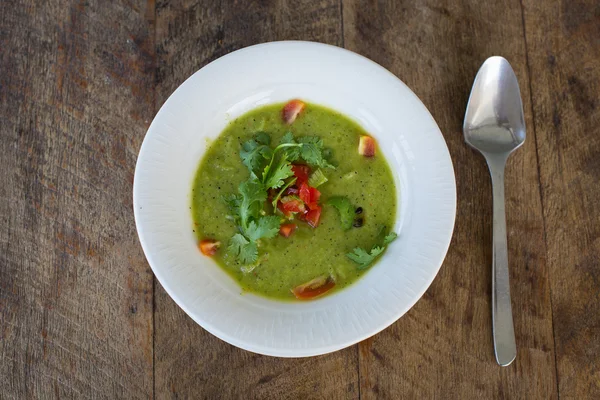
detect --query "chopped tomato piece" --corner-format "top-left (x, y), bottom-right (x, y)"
top-left (358, 135), bottom-right (376, 157)
top-left (308, 187), bottom-right (321, 207)
top-left (298, 182), bottom-right (311, 204)
top-left (292, 275), bottom-right (336, 299)
top-left (291, 164), bottom-right (311, 184)
top-left (279, 223), bottom-right (297, 238)
top-left (282, 99), bottom-right (306, 124)
top-left (299, 182), bottom-right (321, 210)
top-left (305, 205), bottom-right (321, 228)
top-left (279, 196), bottom-right (306, 215)
top-left (199, 239), bottom-right (220, 256)
top-left (277, 201), bottom-right (292, 218)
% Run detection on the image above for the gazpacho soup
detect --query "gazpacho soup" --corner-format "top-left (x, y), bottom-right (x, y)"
top-left (191, 100), bottom-right (397, 301)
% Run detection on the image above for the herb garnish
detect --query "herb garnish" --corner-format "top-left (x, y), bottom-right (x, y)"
top-left (227, 132), bottom-right (334, 265)
top-left (346, 232), bottom-right (398, 269)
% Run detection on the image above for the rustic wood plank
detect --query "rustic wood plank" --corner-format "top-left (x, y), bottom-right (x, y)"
top-left (153, 1), bottom-right (358, 399)
top-left (0, 1), bottom-right (155, 398)
top-left (343, 1), bottom-right (557, 398)
top-left (522, 1), bottom-right (600, 397)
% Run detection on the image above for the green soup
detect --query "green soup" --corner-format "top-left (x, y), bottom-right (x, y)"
top-left (191, 102), bottom-right (396, 300)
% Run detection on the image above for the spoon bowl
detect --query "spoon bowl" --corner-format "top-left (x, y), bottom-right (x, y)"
top-left (464, 56), bottom-right (526, 155)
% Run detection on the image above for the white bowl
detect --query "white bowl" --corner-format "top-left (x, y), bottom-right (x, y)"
top-left (133, 41), bottom-right (456, 357)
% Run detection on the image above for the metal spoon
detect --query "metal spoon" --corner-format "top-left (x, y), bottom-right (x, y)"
top-left (463, 56), bottom-right (525, 366)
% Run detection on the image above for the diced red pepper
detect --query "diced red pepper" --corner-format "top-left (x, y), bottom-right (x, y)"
top-left (199, 239), bottom-right (220, 256)
top-left (279, 197), bottom-right (306, 215)
top-left (279, 182), bottom-right (319, 225)
top-left (279, 223), bottom-right (297, 238)
top-left (276, 201), bottom-right (292, 218)
top-left (282, 99), bottom-right (306, 124)
top-left (292, 275), bottom-right (336, 299)
top-left (292, 164), bottom-right (311, 184)
top-left (298, 182), bottom-right (311, 204)
top-left (308, 187), bottom-right (321, 208)
top-left (299, 182), bottom-right (321, 210)
top-left (277, 202), bottom-right (292, 218)
top-left (305, 205), bottom-right (322, 228)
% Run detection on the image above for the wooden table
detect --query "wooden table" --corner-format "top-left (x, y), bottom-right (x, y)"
top-left (1, 1), bottom-right (598, 398)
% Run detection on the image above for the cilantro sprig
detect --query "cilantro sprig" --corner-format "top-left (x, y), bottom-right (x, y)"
top-left (347, 232), bottom-right (398, 270)
top-left (227, 132), bottom-right (334, 266)
top-left (228, 234), bottom-right (257, 264)
top-left (262, 152), bottom-right (294, 189)
top-left (226, 179), bottom-right (281, 264)
top-left (279, 132), bottom-right (336, 169)
top-left (245, 215), bottom-right (281, 241)
top-left (239, 133), bottom-right (272, 179)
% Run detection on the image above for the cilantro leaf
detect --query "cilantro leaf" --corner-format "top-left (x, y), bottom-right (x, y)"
top-left (383, 232), bottom-right (398, 245)
top-left (280, 132), bottom-right (295, 144)
top-left (262, 153), bottom-right (294, 189)
top-left (327, 196), bottom-right (355, 230)
top-left (346, 246), bottom-right (385, 270)
top-left (298, 137), bottom-right (335, 169)
top-left (245, 216), bottom-right (281, 241)
top-left (240, 136), bottom-right (273, 178)
top-left (224, 193), bottom-right (241, 215)
top-left (346, 230), bottom-right (397, 269)
top-left (308, 169), bottom-right (328, 188)
top-left (228, 177), bottom-right (281, 264)
top-left (302, 145), bottom-right (335, 169)
top-left (238, 179), bottom-right (267, 231)
top-left (278, 133), bottom-right (334, 169)
top-left (228, 234), bottom-right (258, 264)
top-left (280, 132), bottom-right (300, 161)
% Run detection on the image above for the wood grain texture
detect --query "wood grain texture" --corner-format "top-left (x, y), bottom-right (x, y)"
top-left (153, 1), bottom-right (359, 399)
top-left (343, 1), bottom-right (557, 398)
top-left (523, 0), bottom-right (600, 397)
top-left (0, 1), bottom-right (154, 398)
top-left (2, 0), bottom-right (599, 398)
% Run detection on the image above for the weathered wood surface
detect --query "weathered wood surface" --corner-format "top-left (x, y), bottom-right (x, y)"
top-left (1, 0), bottom-right (598, 398)
top-left (0, 0), bottom-right (155, 398)
top-left (523, 0), bottom-right (600, 398)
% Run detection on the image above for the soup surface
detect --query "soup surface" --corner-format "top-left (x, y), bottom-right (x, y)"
top-left (192, 101), bottom-right (397, 300)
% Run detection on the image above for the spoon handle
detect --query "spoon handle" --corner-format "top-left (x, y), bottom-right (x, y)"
top-left (489, 158), bottom-right (517, 366)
